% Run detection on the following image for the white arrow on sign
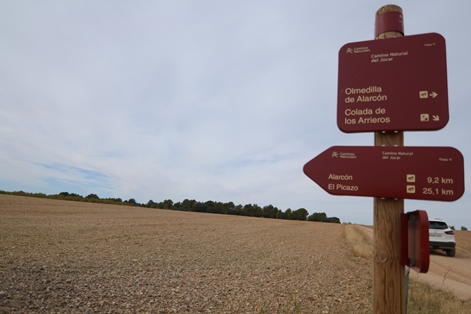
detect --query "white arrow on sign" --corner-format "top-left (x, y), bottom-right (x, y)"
top-left (433, 115), bottom-right (440, 121)
top-left (430, 92), bottom-right (438, 98)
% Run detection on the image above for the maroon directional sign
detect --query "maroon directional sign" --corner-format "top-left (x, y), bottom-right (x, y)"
top-left (338, 33), bottom-right (448, 133)
top-left (303, 146), bottom-right (464, 201)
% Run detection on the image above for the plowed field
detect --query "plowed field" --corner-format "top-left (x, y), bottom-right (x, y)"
top-left (0, 194), bottom-right (372, 313)
top-left (2, 194), bottom-right (470, 313)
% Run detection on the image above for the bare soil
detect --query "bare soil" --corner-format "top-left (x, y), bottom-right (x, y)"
top-left (0, 195), bottom-right (373, 313)
top-left (357, 225), bottom-right (471, 300)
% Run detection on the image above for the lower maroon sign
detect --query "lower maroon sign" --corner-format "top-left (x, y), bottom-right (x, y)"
top-left (303, 146), bottom-right (464, 201)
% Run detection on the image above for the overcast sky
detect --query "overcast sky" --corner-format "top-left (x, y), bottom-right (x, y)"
top-left (1, 1), bottom-right (470, 228)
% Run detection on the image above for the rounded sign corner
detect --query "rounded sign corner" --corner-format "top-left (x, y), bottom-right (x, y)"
top-left (302, 162), bottom-right (310, 176)
top-left (337, 123), bottom-right (351, 134)
top-left (434, 119), bottom-right (450, 132)
top-left (430, 32), bottom-right (445, 42)
top-left (338, 42), bottom-right (352, 56)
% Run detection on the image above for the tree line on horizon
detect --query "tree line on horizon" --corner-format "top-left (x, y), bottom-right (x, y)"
top-left (0, 190), bottom-right (341, 223)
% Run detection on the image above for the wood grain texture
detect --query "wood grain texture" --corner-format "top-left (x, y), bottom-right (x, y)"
top-left (373, 4), bottom-right (406, 314)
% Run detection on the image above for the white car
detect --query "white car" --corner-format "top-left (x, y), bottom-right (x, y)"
top-left (429, 218), bottom-right (456, 257)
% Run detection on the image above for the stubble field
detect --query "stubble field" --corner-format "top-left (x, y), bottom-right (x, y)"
top-left (0, 194), bottom-right (372, 313)
top-left (2, 194), bottom-right (471, 313)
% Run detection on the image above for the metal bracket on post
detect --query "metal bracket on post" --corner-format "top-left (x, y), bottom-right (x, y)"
top-left (401, 210), bottom-right (430, 273)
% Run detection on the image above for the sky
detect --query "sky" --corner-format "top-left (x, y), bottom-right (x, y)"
top-left (1, 1), bottom-right (470, 228)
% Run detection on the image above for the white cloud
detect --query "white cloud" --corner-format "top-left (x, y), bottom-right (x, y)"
top-left (1, 1), bottom-right (471, 227)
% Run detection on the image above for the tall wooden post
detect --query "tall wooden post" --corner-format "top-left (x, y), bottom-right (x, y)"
top-left (373, 5), bottom-right (405, 314)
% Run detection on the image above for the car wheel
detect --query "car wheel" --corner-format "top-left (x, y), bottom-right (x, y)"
top-left (445, 249), bottom-right (456, 257)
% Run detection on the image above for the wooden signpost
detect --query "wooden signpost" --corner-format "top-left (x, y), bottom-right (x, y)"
top-left (303, 5), bottom-right (465, 314)
top-left (373, 7), bottom-right (406, 313)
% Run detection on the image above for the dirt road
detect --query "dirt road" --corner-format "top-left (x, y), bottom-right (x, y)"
top-left (357, 225), bottom-right (471, 300)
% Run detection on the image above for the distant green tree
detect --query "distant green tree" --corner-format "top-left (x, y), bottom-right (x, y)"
top-left (212, 202), bottom-right (225, 214)
top-left (284, 208), bottom-right (292, 220)
top-left (450, 226), bottom-right (455, 230)
top-left (242, 204), bottom-right (262, 217)
top-left (146, 200), bottom-right (158, 208)
top-left (243, 204), bottom-right (254, 216)
top-left (101, 197), bottom-right (122, 204)
top-left (275, 209), bottom-right (283, 219)
top-left (242, 204), bottom-right (261, 217)
top-left (172, 201), bottom-right (181, 209)
top-left (126, 198), bottom-right (137, 205)
top-left (57, 191), bottom-right (82, 198)
top-left (204, 200), bottom-right (216, 213)
top-left (193, 202), bottom-right (207, 212)
top-left (223, 202), bottom-right (235, 215)
top-left (461, 226), bottom-right (468, 231)
top-left (325, 217), bottom-right (341, 224)
top-left (159, 199), bottom-right (173, 209)
top-left (262, 205), bottom-right (278, 218)
top-left (1, 190), bottom-right (343, 222)
top-left (308, 212), bottom-right (327, 222)
top-left (291, 208), bottom-right (308, 220)
top-left (233, 204), bottom-right (244, 215)
top-left (181, 199), bottom-right (196, 211)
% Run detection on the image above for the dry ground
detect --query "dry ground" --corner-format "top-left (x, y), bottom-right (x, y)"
top-left (357, 225), bottom-right (471, 300)
top-left (0, 195), bottom-right (373, 313)
top-left (412, 230), bottom-right (471, 301)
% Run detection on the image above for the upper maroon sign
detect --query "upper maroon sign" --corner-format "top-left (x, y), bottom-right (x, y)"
top-left (337, 33), bottom-right (448, 133)
top-left (303, 146), bottom-right (464, 201)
